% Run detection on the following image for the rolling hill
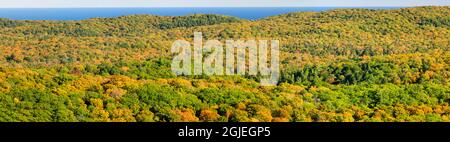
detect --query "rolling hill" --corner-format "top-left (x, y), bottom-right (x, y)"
top-left (0, 6), bottom-right (448, 122)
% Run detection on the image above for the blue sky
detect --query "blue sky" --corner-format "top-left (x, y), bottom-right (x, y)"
top-left (1, 0), bottom-right (449, 8)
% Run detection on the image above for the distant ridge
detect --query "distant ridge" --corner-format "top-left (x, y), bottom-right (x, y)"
top-left (0, 7), bottom-right (407, 21)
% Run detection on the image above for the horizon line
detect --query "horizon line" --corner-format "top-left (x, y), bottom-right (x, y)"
top-left (0, 5), bottom-right (444, 8)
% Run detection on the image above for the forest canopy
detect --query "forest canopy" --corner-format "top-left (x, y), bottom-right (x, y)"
top-left (0, 6), bottom-right (448, 122)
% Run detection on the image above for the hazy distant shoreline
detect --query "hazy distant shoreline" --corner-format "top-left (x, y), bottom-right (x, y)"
top-left (0, 7), bottom-right (405, 20)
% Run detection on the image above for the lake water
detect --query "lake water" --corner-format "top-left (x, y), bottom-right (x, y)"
top-left (0, 7), bottom-right (402, 21)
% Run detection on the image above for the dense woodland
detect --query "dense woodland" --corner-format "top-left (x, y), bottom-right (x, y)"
top-left (0, 6), bottom-right (449, 122)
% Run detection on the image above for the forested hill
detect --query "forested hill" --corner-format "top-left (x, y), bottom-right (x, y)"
top-left (0, 14), bottom-right (245, 36)
top-left (0, 7), bottom-right (448, 122)
top-left (0, 6), bottom-right (448, 66)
